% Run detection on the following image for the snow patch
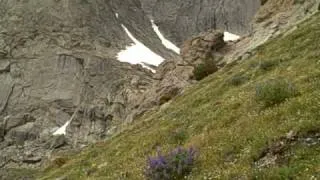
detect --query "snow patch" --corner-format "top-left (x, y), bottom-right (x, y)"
top-left (117, 24), bottom-right (165, 67)
top-left (53, 120), bottom-right (71, 136)
top-left (115, 13), bottom-right (119, 19)
top-left (151, 19), bottom-right (180, 54)
top-left (140, 63), bottom-right (156, 73)
top-left (224, 32), bottom-right (240, 41)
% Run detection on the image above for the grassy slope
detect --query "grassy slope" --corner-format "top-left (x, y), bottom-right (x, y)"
top-left (39, 13), bottom-right (320, 180)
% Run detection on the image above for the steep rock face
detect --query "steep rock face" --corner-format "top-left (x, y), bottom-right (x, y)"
top-left (141, 0), bottom-right (261, 45)
top-left (0, 0), bottom-right (177, 60)
top-left (0, 0), bottom-right (178, 168)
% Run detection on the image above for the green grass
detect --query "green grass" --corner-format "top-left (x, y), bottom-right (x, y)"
top-left (0, 168), bottom-right (38, 180)
top-left (37, 13), bottom-right (320, 179)
top-left (254, 144), bottom-right (320, 179)
top-left (193, 57), bottom-right (218, 81)
top-left (255, 78), bottom-right (299, 107)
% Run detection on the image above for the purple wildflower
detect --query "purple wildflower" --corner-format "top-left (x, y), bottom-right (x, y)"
top-left (145, 146), bottom-right (197, 180)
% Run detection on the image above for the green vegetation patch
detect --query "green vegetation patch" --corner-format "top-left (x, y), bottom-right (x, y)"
top-left (256, 79), bottom-right (299, 107)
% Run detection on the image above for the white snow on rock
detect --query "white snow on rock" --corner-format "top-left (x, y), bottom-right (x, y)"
top-left (117, 24), bottom-right (165, 67)
top-left (151, 19), bottom-right (180, 54)
top-left (140, 63), bottom-right (156, 73)
top-left (53, 120), bottom-right (71, 136)
top-left (115, 12), bottom-right (239, 71)
top-left (224, 32), bottom-right (240, 41)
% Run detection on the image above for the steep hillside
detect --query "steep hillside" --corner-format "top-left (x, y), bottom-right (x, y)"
top-left (35, 12), bottom-right (320, 180)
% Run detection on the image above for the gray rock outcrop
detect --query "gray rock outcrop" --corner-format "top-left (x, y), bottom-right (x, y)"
top-left (129, 30), bottom-right (228, 121)
top-left (223, 0), bottom-right (320, 63)
top-left (141, 0), bottom-right (261, 45)
top-left (181, 30), bottom-right (225, 65)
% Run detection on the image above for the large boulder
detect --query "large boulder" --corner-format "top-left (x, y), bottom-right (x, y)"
top-left (45, 135), bottom-right (67, 149)
top-left (6, 122), bottom-right (38, 145)
top-left (181, 30), bottom-right (225, 65)
top-left (3, 113), bottom-right (35, 132)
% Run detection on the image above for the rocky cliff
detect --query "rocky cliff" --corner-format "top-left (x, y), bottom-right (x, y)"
top-left (0, 0), bottom-right (268, 170)
top-left (0, 0), bottom-right (177, 169)
top-left (141, 0), bottom-right (261, 45)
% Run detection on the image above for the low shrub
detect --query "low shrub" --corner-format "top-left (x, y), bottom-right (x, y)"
top-left (249, 59), bottom-right (281, 71)
top-left (45, 157), bottom-right (69, 170)
top-left (193, 58), bottom-right (218, 81)
top-left (259, 60), bottom-right (280, 71)
top-left (168, 129), bottom-right (188, 145)
top-left (229, 73), bottom-right (249, 86)
top-left (145, 147), bottom-right (197, 180)
top-left (256, 79), bottom-right (299, 107)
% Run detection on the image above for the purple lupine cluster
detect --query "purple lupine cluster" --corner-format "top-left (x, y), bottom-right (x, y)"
top-left (145, 147), bottom-right (197, 180)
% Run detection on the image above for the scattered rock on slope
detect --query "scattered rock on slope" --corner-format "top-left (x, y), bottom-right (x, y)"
top-left (128, 30), bottom-right (228, 121)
